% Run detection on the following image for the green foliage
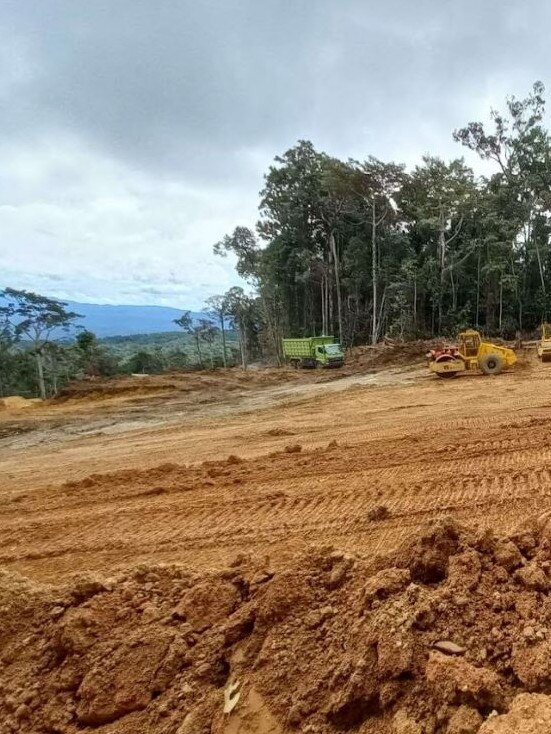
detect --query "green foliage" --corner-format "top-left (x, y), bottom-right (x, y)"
top-left (0, 288), bottom-right (82, 398)
top-left (214, 82), bottom-right (551, 346)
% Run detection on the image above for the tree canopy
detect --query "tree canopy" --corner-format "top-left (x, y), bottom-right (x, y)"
top-left (212, 82), bottom-right (551, 347)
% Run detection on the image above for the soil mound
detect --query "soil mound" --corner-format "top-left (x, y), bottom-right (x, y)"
top-left (0, 395), bottom-right (35, 410)
top-left (4, 516), bottom-right (551, 733)
top-left (347, 339), bottom-right (434, 370)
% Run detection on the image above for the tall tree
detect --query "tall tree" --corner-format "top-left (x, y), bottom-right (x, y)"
top-left (224, 287), bottom-right (258, 369)
top-left (401, 158), bottom-right (476, 333)
top-left (199, 319), bottom-right (219, 369)
top-left (0, 289), bottom-right (80, 399)
top-left (454, 81), bottom-right (551, 324)
top-left (205, 295), bottom-right (229, 368)
top-left (345, 158), bottom-right (405, 343)
top-left (173, 311), bottom-right (204, 367)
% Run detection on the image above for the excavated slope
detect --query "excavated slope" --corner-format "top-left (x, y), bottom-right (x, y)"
top-left (4, 516), bottom-right (551, 733)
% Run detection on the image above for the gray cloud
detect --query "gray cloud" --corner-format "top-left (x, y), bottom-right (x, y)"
top-left (1, 0), bottom-right (551, 306)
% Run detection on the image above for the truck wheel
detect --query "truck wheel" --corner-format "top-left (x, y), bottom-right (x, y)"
top-left (480, 353), bottom-right (504, 375)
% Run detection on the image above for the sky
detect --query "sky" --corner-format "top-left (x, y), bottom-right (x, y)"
top-left (1, 0), bottom-right (550, 309)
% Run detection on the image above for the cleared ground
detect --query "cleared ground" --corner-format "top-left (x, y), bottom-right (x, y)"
top-left (1, 350), bottom-right (550, 582)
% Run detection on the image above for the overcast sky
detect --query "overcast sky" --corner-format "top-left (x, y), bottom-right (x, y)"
top-left (1, 1), bottom-right (550, 309)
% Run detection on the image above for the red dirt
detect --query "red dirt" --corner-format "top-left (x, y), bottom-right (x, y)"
top-left (2, 348), bottom-right (551, 731)
top-left (4, 516), bottom-right (551, 733)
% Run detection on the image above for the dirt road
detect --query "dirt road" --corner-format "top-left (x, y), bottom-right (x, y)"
top-left (2, 357), bottom-right (551, 582)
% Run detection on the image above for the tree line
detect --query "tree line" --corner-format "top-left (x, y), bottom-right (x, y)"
top-left (0, 289), bottom-right (240, 398)
top-left (209, 82), bottom-right (551, 363)
top-left (3, 83), bottom-right (551, 395)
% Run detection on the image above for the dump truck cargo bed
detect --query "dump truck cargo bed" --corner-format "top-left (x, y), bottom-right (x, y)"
top-left (282, 336), bottom-right (344, 368)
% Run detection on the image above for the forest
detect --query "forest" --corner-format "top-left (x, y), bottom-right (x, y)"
top-left (212, 82), bottom-right (551, 361)
top-left (2, 83), bottom-right (551, 397)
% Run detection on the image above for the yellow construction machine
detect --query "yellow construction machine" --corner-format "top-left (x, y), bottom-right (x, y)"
top-left (538, 323), bottom-right (551, 362)
top-left (428, 329), bottom-right (517, 379)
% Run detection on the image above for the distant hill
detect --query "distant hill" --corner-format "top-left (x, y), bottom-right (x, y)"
top-left (65, 301), bottom-right (205, 338)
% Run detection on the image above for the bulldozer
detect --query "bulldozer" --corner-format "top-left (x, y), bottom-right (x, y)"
top-left (428, 329), bottom-right (517, 378)
top-left (537, 323), bottom-right (551, 362)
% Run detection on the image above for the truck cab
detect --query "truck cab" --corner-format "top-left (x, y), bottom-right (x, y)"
top-left (318, 342), bottom-right (344, 366)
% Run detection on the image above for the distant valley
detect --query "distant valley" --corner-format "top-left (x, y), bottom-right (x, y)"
top-left (63, 301), bottom-right (204, 338)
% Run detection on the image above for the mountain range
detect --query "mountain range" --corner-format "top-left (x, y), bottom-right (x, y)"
top-left (64, 301), bottom-right (205, 337)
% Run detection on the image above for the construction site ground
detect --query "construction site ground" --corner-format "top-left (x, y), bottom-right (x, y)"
top-left (6, 346), bottom-right (551, 733)
top-left (0, 346), bottom-right (547, 584)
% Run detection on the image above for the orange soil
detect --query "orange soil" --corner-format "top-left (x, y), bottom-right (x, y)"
top-left (0, 353), bottom-right (549, 583)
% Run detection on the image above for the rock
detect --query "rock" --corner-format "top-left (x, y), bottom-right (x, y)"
top-left (514, 562), bottom-right (549, 592)
top-left (425, 652), bottom-right (504, 710)
top-left (392, 709), bottom-right (423, 734)
top-left (478, 693), bottom-right (551, 733)
top-left (434, 640), bottom-right (466, 656)
top-left (327, 562), bottom-right (349, 589)
top-left (493, 540), bottom-right (523, 572)
top-left (446, 705), bottom-right (483, 733)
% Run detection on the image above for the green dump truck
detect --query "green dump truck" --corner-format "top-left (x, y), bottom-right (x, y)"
top-left (282, 336), bottom-right (344, 368)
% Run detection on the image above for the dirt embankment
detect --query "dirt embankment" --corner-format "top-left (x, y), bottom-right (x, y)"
top-left (4, 516), bottom-right (551, 733)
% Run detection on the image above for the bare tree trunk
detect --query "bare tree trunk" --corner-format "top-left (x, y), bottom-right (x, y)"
top-left (324, 271), bottom-right (329, 334)
top-left (329, 231), bottom-right (343, 344)
top-left (438, 226), bottom-right (446, 333)
top-left (35, 350), bottom-right (46, 399)
top-left (534, 239), bottom-right (546, 300)
top-left (239, 317), bottom-right (247, 369)
top-left (219, 313), bottom-right (227, 368)
top-left (262, 294), bottom-right (281, 366)
top-left (195, 335), bottom-right (204, 368)
top-left (413, 276), bottom-right (417, 329)
top-left (371, 200), bottom-right (378, 345)
top-left (328, 269), bottom-right (334, 336)
top-left (321, 274), bottom-right (326, 335)
top-left (450, 266), bottom-right (457, 312)
top-left (499, 277), bottom-right (503, 331)
top-left (476, 251), bottom-right (481, 328)
top-left (51, 364), bottom-right (58, 394)
top-left (375, 288), bottom-right (387, 342)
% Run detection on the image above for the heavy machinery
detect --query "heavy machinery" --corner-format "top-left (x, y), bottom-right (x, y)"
top-left (427, 329), bottom-right (517, 378)
top-left (537, 323), bottom-right (551, 362)
top-left (282, 336), bottom-right (344, 368)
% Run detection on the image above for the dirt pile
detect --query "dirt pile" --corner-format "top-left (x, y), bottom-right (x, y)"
top-left (4, 516), bottom-right (551, 733)
top-left (346, 340), bottom-right (433, 370)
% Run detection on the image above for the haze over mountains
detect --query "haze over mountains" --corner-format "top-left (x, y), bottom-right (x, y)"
top-left (65, 301), bottom-right (204, 337)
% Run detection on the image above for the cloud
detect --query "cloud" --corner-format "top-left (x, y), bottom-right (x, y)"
top-left (0, 0), bottom-right (550, 306)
